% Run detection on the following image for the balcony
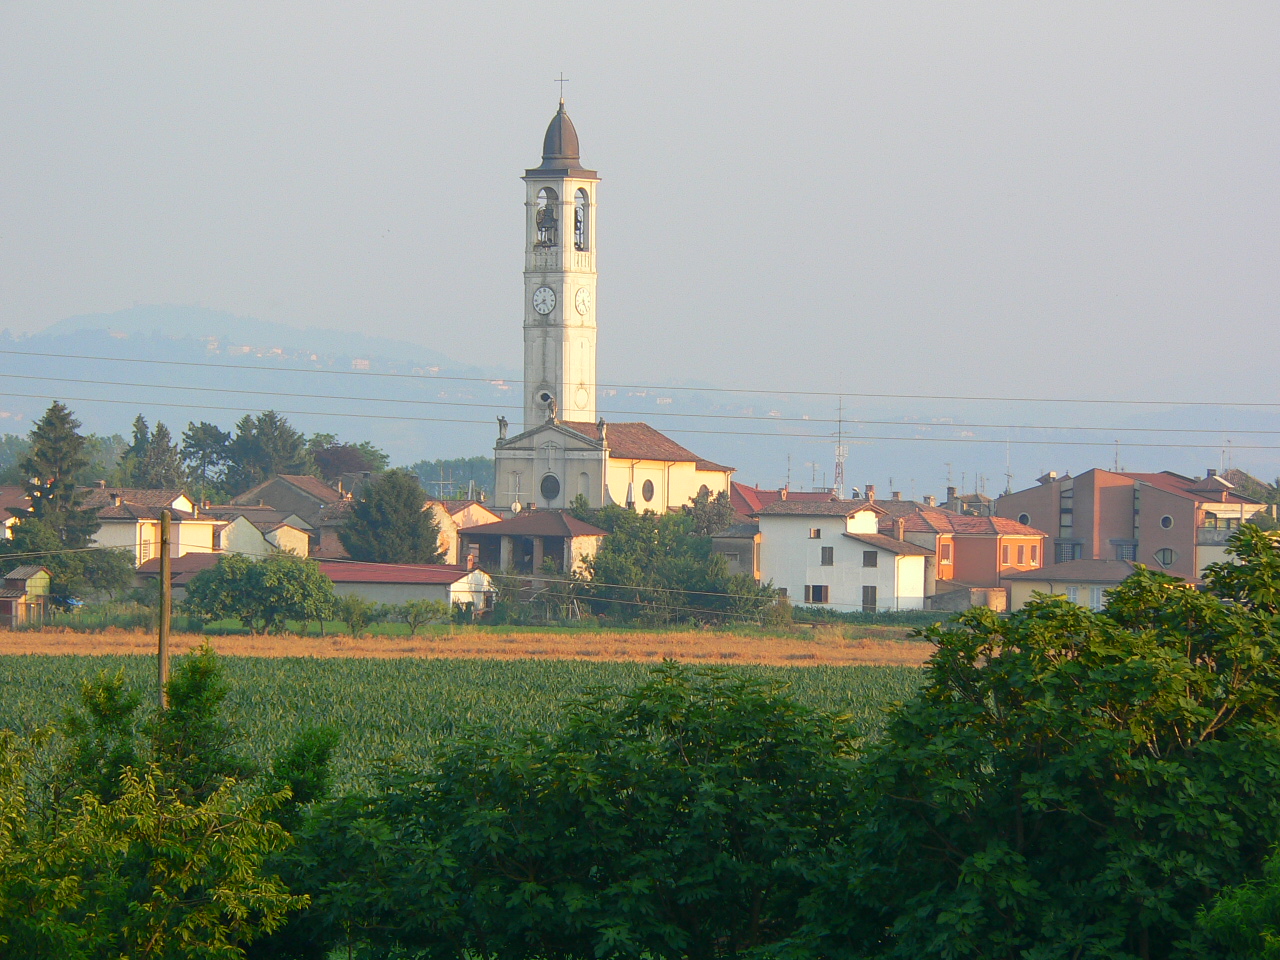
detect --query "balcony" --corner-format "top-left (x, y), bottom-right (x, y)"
top-left (1197, 526), bottom-right (1236, 547)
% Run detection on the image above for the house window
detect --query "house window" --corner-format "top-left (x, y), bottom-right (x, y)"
top-left (863, 550), bottom-right (878, 568)
top-left (1066, 586), bottom-right (1080, 604)
top-left (724, 552), bottom-right (740, 563)
top-left (940, 543), bottom-right (952, 561)
top-left (642, 479), bottom-right (654, 502)
top-left (804, 585), bottom-right (829, 603)
top-left (1160, 515), bottom-right (1174, 529)
top-left (1115, 543), bottom-right (1137, 561)
top-left (1089, 586), bottom-right (1104, 611)
top-left (1031, 544), bottom-right (1038, 564)
top-left (809, 528), bottom-right (822, 539)
top-left (540, 474), bottom-right (561, 501)
top-left (777, 587), bottom-right (788, 598)
top-left (1017, 544), bottom-right (1026, 564)
top-left (820, 546), bottom-right (834, 566)
top-left (862, 585), bottom-right (877, 612)
top-left (1154, 548), bottom-right (1175, 567)
top-left (1056, 542), bottom-right (1082, 563)
top-left (1018, 513), bottom-right (1030, 525)
top-left (1002, 544), bottom-right (1010, 564)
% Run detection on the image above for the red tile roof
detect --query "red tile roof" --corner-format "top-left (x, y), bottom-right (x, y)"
top-left (755, 498), bottom-right (884, 518)
top-left (460, 509), bottom-right (608, 539)
top-left (842, 533), bottom-right (934, 556)
top-left (316, 561), bottom-right (474, 585)
top-left (1003, 559), bottom-right (1136, 583)
top-left (876, 504), bottom-right (1046, 538)
top-left (560, 420), bottom-right (733, 469)
top-left (0, 486), bottom-right (30, 522)
top-left (1120, 471), bottom-right (1260, 505)
top-left (730, 482), bottom-right (836, 516)
top-left (232, 475), bottom-right (344, 507)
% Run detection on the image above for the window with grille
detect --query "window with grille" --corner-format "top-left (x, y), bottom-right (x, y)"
top-left (1115, 543), bottom-right (1137, 561)
top-left (863, 551), bottom-right (878, 568)
top-left (820, 546), bottom-right (834, 566)
top-left (1056, 542), bottom-right (1082, 563)
top-left (862, 585), bottom-right (877, 612)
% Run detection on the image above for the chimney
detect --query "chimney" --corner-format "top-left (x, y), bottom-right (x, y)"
top-left (780, 487), bottom-right (788, 501)
top-left (891, 491), bottom-right (901, 501)
top-left (946, 485), bottom-right (956, 501)
top-left (95, 479), bottom-right (106, 489)
top-left (923, 494), bottom-right (936, 507)
top-left (466, 552), bottom-right (477, 570)
top-left (109, 492), bottom-right (120, 507)
top-left (1207, 468), bottom-right (1218, 478)
top-left (866, 484), bottom-right (875, 502)
top-left (526, 501), bottom-right (536, 511)
top-left (892, 518), bottom-right (906, 540)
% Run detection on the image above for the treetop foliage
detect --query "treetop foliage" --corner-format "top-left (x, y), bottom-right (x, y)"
top-left (338, 468), bottom-right (445, 564)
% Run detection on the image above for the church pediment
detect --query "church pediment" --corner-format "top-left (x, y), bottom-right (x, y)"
top-left (497, 419), bottom-right (605, 451)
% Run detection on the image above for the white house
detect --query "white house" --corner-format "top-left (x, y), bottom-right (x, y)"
top-left (756, 499), bottom-right (933, 613)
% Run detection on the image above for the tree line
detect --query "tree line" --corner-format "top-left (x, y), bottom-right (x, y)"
top-left (7, 527), bottom-right (1280, 957)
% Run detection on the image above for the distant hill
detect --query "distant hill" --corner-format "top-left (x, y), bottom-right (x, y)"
top-left (1, 304), bottom-right (1276, 497)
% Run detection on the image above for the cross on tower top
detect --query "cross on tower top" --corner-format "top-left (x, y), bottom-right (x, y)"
top-left (555, 72), bottom-right (568, 101)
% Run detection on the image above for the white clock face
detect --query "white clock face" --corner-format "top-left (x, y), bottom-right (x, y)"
top-left (575, 287), bottom-right (592, 315)
top-left (532, 286), bottom-right (556, 315)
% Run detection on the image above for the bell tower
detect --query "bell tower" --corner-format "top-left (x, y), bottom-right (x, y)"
top-left (522, 99), bottom-right (599, 431)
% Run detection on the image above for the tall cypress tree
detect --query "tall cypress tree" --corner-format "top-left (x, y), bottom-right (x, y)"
top-left (338, 469), bottom-right (444, 564)
top-left (136, 422), bottom-right (183, 489)
top-left (18, 402), bottom-right (100, 547)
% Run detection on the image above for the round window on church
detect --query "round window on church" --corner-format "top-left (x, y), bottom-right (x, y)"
top-left (642, 479), bottom-right (655, 502)
top-left (540, 474), bottom-right (561, 502)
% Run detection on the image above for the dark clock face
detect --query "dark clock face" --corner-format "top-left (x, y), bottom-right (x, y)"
top-left (533, 286), bottom-right (556, 315)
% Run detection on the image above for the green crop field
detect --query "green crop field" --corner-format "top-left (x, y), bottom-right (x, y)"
top-left (0, 655), bottom-right (923, 791)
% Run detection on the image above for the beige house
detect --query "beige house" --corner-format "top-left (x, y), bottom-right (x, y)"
top-left (0, 565), bottom-right (50, 625)
top-left (1003, 559), bottom-right (1136, 611)
top-left (425, 499), bottom-right (502, 564)
top-left (0, 486), bottom-right (30, 539)
top-left (81, 489), bottom-right (218, 565)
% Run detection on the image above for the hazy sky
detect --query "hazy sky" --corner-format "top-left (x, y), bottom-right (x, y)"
top-left (2, 3), bottom-right (1278, 409)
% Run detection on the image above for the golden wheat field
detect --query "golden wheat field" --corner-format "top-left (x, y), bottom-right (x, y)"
top-left (0, 626), bottom-right (936, 667)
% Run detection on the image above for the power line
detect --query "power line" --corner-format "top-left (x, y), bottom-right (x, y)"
top-left (0, 387), bottom-right (1276, 450)
top-left (2, 346), bottom-right (1278, 409)
top-left (2, 370), bottom-right (1278, 437)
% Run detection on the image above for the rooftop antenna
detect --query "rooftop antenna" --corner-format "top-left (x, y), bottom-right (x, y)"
top-left (786, 454), bottom-right (791, 489)
top-left (1005, 438), bottom-right (1013, 495)
top-left (945, 462), bottom-right (953, 486)
top-left (833, 398), bottom-right (848, 498)
top-left (555, 72), bottom-right (569, 101)
top-left (805, 461), bottom-right (820, 489)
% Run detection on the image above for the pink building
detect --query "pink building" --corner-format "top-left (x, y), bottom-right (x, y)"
top-left (995, 468), bottom-right (1270, 581)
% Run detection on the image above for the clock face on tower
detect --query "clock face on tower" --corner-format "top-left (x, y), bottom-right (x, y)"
top-left (532, 286), bottom-right (556, 315)
top-left (575, 287), bottom-right (591, 315)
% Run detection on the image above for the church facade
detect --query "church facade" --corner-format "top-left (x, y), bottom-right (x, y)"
top-left (493, 101), bottom-right (733, 513)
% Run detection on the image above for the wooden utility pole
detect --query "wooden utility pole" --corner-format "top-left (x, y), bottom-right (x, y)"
top-left (158, 509), bottom-right (171, 711)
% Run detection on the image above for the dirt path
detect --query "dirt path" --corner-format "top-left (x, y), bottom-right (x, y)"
top-left (0, 627), bottom-right (935, 668)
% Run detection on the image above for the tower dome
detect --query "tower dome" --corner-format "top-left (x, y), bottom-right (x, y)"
top-left (528, 100), bottom-right (597, 177)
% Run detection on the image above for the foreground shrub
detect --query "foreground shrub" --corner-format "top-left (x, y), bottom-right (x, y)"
top-left (801, 526), bottom-right (1280, 960)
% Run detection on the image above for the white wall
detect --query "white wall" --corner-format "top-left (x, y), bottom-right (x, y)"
top-left (758, 514), bottom-right (927, 612)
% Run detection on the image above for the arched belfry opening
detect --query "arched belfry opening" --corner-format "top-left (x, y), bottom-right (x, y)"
top-left (574, 188), bottom-right (590, 251)
top-left (535, 187), bottom-right (559, 247)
